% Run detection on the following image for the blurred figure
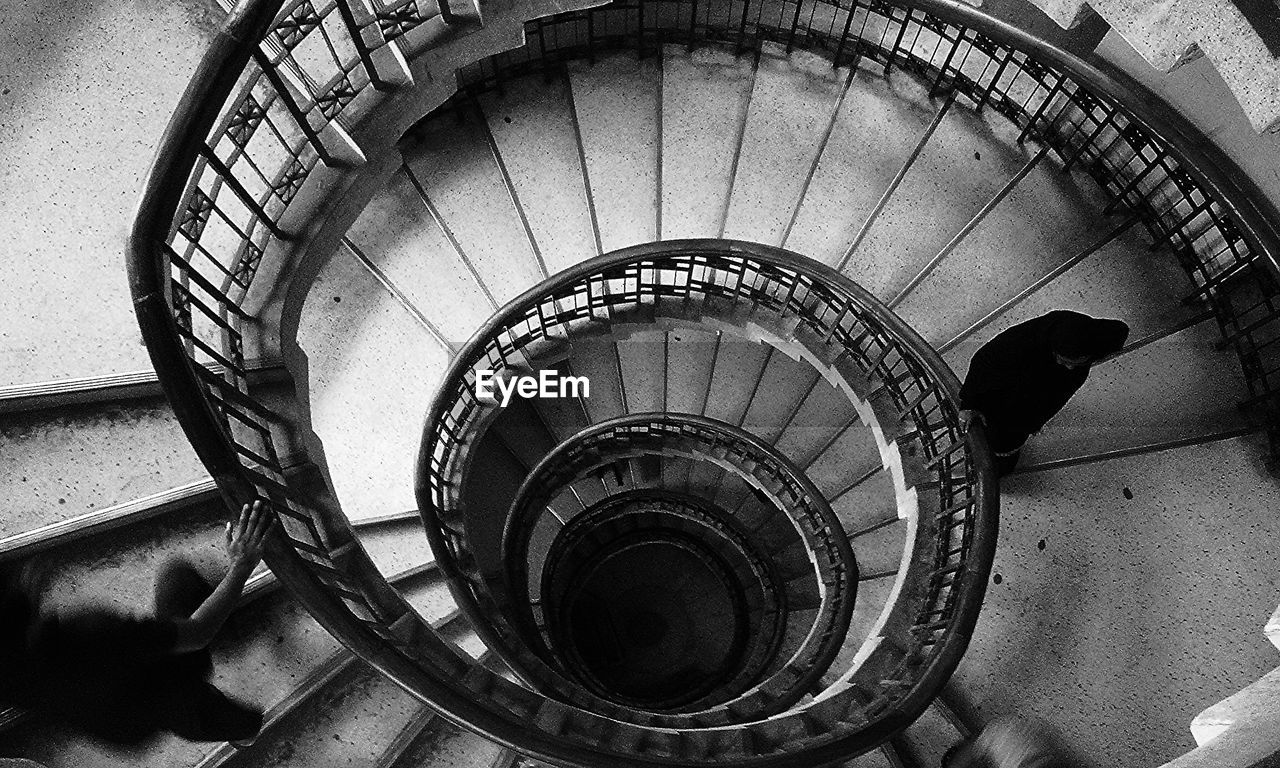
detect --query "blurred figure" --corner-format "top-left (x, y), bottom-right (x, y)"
top-left (942, 716), bottom-right (1071, 768)
top-left (961, 310), bottom-right (1129, 476)
top-left (0, 501), bottom-right (275, 746)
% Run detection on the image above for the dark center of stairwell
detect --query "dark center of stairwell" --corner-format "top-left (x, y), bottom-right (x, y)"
top-left (562, 536), bottom-right (746, 705)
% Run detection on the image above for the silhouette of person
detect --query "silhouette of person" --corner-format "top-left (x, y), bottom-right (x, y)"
top-left (0, 501), bottom-right (275, 746)
top-left (960, 310), bottom-right (1130, 476)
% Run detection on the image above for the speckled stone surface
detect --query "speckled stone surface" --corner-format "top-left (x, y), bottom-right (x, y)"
top-left (0, 398), bottom-right (205, 538)
top-left (895, 149), bottom-right (1113, 346)
top-left (295, 243), bottom-right (451, 521)
top-left (804, 422), bottom-right (883, 497)
top-left (723, 43), bottom-right (851, 246)
top-left (1088, 0), bottom-right (1280, 132)
top-left (956, 434), bottom-right (1280, 768)
top-left (394, 719), bottom-right (508, 768)
top-left (1019, 318), bottom-right (1253, 464)
top-left (739, 349), bottom-right (818, 444)
top-left (773, 373), bottom-right (860, 463)
top-left (942, 225), bottom-right (1198, 367)
top-left (844, 99), bottom-right (1031, 301)
top-left (660, 45), bottom-right (755, 239)
top-left (479, 74), bottom-right (599, 274)
top-left (895, 703), bottom-right (966, 766)
top-left (346, 168), bottom-right (496, 344)
top-left (663, 329), bottom-right (720, 414)
top-left (568, 52), bottom-right (660, 251)
top-left (0, 0), bottom-right (221, 386)
top-left (694, 337), bottom-right (767, 428)
top-left (228, 665), bottom-right (420, 768)
top-left (352, 516), bottom-right (436, 578)
top-left (403, 113), bottom-right (549, 304)
top-left (616, 332), bottom-right (668, 414)
top-left (785, 65), bottom-right (938, 266)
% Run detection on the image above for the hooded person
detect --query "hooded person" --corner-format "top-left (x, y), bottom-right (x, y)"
top-left (960, 310), bottom-right (1130, 476)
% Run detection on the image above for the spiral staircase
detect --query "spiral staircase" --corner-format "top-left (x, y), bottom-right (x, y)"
top-left (2, 0), bottom-right (1280, 767)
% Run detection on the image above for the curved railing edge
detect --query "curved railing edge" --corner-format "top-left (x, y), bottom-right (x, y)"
top-left (128, 0), bottom-right (287, 501)
top-left (900, 0), bottom-right (1280, 281)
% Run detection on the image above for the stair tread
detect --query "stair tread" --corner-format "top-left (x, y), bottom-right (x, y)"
top-left (480, 73), bottom-right (598, 273)
top-left (785, 64), bottom-right (939, 266)
top-left (403, 111), bottom-right (548, 305)
top-left (347, 167), bottom-right (495, 343)
top-left (296, 240), bottom-right (452, 521)
top-left (723, 43), bottom-right (851, 246)
top-left (660, 44), bottom-right (756, 239)
top-left (846, 99), bottom-right (1032, 300)
top-left (568, 52), bottom-right (661, 251)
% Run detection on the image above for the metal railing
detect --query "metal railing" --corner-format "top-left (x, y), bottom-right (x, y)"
top-left (417, 238), bottom-right (998, 759)
top-left (129, 0), bottom-right (1277, 762)
top-left (540, 489), bottom-right (788, 713)
top-left (490, 413), bottom-right (857, 720)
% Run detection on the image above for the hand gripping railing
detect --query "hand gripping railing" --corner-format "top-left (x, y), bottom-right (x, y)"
top-left (492, 413), bottom-right (858, 722)
top-left (131, 0), bottom-right (1276, 763)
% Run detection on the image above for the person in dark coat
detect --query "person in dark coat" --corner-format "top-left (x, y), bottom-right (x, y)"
top-left (960, 310), bottom-right (1130, 476)
top-left (0, 501), bottom-right (274, 747)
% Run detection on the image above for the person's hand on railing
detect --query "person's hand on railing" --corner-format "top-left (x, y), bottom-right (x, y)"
top-left (959, 409), bottom-right (984, 434)
top-left (226, 499), bottom-right (275, 576)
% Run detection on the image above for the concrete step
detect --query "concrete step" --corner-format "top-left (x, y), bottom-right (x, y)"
top-left (568, 340), bottom-right (626, 422)
top-left (892, 701), bottom-right (967, 767)
top-left (346, 167), bottom-right (495, 344)
top-left (295, 240), bottom-right (452, 522)
top-left (803, 422), bottom-right (883, 499)
top-left (616, 332), bottom-right (668, 414)
top-left (703, 338), bottom-right (771, 427)
top-left (894, 151), bottom-right (1115, 346)
top-left (940, 225), bottom-right (1199, 364)
top-left (956, 433), bottom-right (1280, 767)
top-left (664, 328), bottom-right (720, 415)
top-left (772, 380), bottom-right (861, 469)
top-left (0, 0), bottom-right (219, 385)
top-left (785, 63), bottom-right (938, 267)
top-left (353, 515), bottom-right (437, 579)
top-left (831, 469), bottom-right (898, 536)
top-left (479, 73), bottom-right (597, 274)
top-left (1023, 318), bottom-right (1255, 464)
top-left (740, 348), bottom-right (820, 445)
top-left (383, 715), bottom-right (508, 768)
top-left (850, 517), bottom-right (908, 578)
top-left (660, 44), bottom-right (755, 239)
top-left (723, 43), bottom-right (851, 247)
top-left (844, 99), bottom-right (1033, 301)
top-left (0, 398), bottom-right (206, 539)
top-left (568, 52), bottom-right (660, 251)
top-left (402, 110), bottom-right (548, 305)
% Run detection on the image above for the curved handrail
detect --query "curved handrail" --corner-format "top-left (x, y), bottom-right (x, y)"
top-left (130, 0), bottom-right (1277, 762)
top-left (416, 238), bottom-right (998, 752)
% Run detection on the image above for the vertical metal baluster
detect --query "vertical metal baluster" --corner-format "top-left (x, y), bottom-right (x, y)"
top-left (1017, 76), bottom-right (1063, 143)
top-left (251, 50), bottom-right (336, 166)
top-left (437, 0), bottom-right (456, 25)
top-left (688, 0), bottom-right (699, 49)
top-left (335, 0), bottom-right (392, 91)
top-left (1062, 108), bottom-right (1115, 171)
top-left (737, 0), bottom-right (750, 56)
top-left (786, 0), bottom-right (804, 52)
top-left (834, 0), bottom-right (858, 66)
top-left (930, 30), bottom-right (963, 97)
top-left (198, 147), bottom-right (289, 239)
top-left (885, 7), bottom-right (911, 75)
